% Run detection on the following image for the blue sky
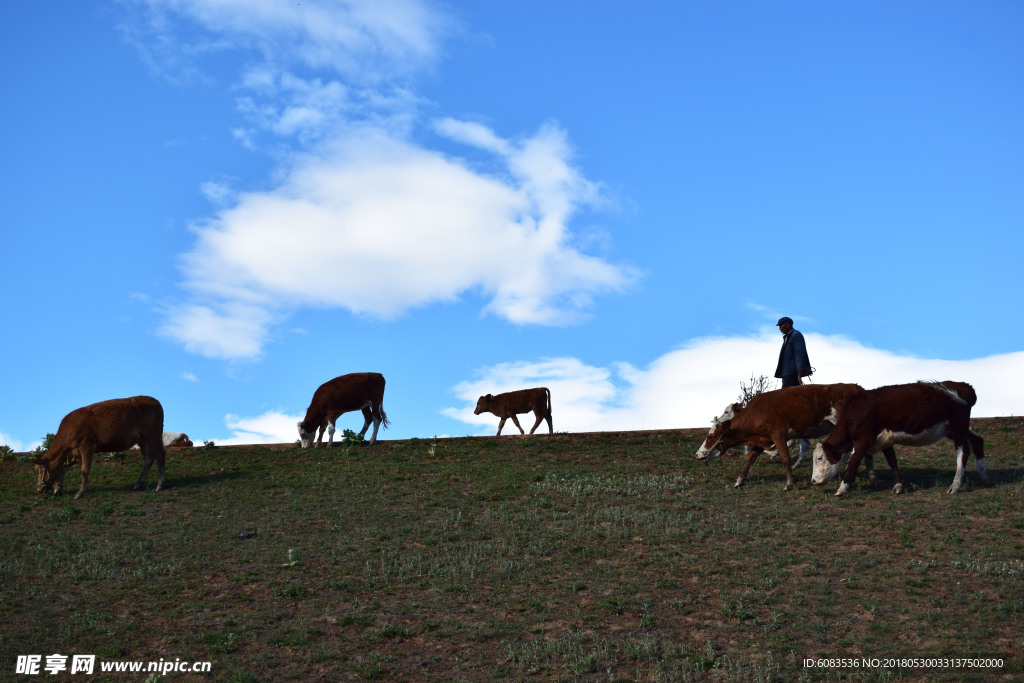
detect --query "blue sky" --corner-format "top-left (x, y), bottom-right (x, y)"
top-left (2, 1), bottom-right (1022, 449)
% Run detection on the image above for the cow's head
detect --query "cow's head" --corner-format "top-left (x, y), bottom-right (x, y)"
top-left (34, 451), bottom-right (68, 495)
top-left (695, 402), bottom-right (742, 461)
top-left (473, 395), bottom-right (493, 416)
top-left (297, 421), bottom-right (315, 449)
top-left (810, 442), bottom-right (845, 485)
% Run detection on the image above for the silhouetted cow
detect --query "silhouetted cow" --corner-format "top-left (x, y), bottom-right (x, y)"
top-left (811, 381), bottom-right (989, 496)
top-left (475, 388), bottom-right (552, 436)
top-left (36, 396), bottom-right (167, 499)
top-left (298, 372), bottom-right (389, 447)
top-left (696, 383), bottom-right (865, 490)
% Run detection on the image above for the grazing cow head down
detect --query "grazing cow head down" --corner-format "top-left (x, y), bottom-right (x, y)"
top-left (35, 456), bottom-right (54, 493)
top-left (810, 442), bottom-right (845, 485)
top-left (297, 421), bottom-right (316, 449)
top-left (695, 402), bottom-right (742, 461)
top-left (35, 449), bottom-right (74, 495)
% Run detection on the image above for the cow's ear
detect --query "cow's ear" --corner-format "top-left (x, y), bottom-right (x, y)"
top-left (486, 394), bottom-right (493, 399)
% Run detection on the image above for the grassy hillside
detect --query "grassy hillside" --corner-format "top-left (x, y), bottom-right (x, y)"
top-left (2, 418), bottom-right (1022, 681)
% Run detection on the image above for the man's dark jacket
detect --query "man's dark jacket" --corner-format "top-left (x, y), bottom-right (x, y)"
top-left (775, 329), bottom-right (812, 379)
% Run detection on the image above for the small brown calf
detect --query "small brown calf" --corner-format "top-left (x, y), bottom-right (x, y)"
top-left (474, 388), bottom-right (553, 436)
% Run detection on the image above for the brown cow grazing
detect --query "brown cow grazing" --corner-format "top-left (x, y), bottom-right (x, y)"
top-left (811, 381), bottom-right (990, 497)
top-left (35, 396), bottom-right (167, 499)
top-left (696, 383), bottom-right (865, 490)
top-left (475, 388), bottom-right (553, 436)
top-left (298, 372), bottom-right (389, 447)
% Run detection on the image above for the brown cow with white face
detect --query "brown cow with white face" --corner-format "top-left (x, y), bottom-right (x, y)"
top-left (696, 383), bottom-right (865, 490)
top-left (812, 381), bottom-right (989, 496)
top-left (35, 396), bottom-right (167, 499)
top-left (298, 372), bottom-right (389, 447)
top-left (474, 387), bottom-right (552, 436)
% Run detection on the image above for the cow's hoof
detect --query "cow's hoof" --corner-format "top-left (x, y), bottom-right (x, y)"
top-left (834, 482), bottom-right (850, 497)
top-left (947, 484), bottom-right (961, 494)
top-left (783, 481), bottom-right (793, 491)
top-left (892, 483), bottom-right (904, 495)
top-left (733, 478), bottom-right (744, 488)
top-left (867, 470), bottom-right (877, 484)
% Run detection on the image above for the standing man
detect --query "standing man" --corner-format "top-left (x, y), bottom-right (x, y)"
top-left (774, 316), bottom-right (812, 387)
top-left (775, 316), bottom-right (813, 464)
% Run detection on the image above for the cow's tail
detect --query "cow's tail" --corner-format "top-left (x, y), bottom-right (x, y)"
top-left (379, 405), bottom-right (391, 430)
top-left (545, 387), bottom-right (552, 416)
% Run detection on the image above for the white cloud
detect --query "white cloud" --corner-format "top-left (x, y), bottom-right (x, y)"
top-left (169, 124), bottom-right (636, 359)
top-left (214, 410), bottom-right (302, 445)
top-left (161, 302), bottom-right (276, 360)
top-left (123, 0), bottom-right (450, 83)
top-left (0, 432), bottom-right (41, 453)
top-left (180, 371), bottom-right (199, 382)
top-left (445, 331), bottom-right (1024, 433)
top-left (142, 1), bottom-right (635, 360)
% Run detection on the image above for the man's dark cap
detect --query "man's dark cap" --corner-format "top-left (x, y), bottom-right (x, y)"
top-left (776, 316), bottom-right (793, 326)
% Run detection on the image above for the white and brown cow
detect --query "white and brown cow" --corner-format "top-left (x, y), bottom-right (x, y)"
top-left (298, 372), bottom-right (389, 447)
top-left (811, 381), bottom-right (990, 496)
top-left (475, 387), bottom-right (553, 436)
top-left (696, 383), bottom-right (865, 490)
top-left (162, 432), bottom-right (193, 448)
top-left (35, 396), bottom-right (167, 499)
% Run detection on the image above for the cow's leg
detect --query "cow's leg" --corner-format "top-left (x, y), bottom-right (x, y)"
top-left (54, 465), bottom-right (68, 496)
top-left (879, 447), bottom-right (902, 494)
top-left (496, 417), bottom-right (507, 436)
top-left (734, 447), bottom-right (765, 489)
top-left (135, 442), bottom-right (153, 492)
top-left (545, 412), bottom-right (553, 434)
top-left (154, 443), bottom-right (167, 491)
top-left (864, 452), bottom-right (877, 485)
top-left (366, 405), bottom-right (381, 445)
top-left (970, 431), bottom-right (991, 486)
top-left (326, 420), bottom-right (336, 447)
top-left (529, 410), bottom-right (545, 434)
top-left (134, 439), bottom-right (167, 492)
top-left (793, 439), bottom-right (810, 468)
top-left (948, 432), bottom-right (971, 494)
top-left (835, 441), bottom-right (871, 497)
top-left (75, 450), bottom-right (94, 499)
top-left (773, 437), bottom-right (796, 491)
top-left (358, 405), bottom-right (373, 439)
top-left (510, 415), bottom-right (525, 435)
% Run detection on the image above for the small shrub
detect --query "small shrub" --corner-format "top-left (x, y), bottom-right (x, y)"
top-left (0, 445), bottom-right (15, 461)
top-left (737, 374), bottom-right (775, 406)
top-left (341, 429), bottom-right (365, 446)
